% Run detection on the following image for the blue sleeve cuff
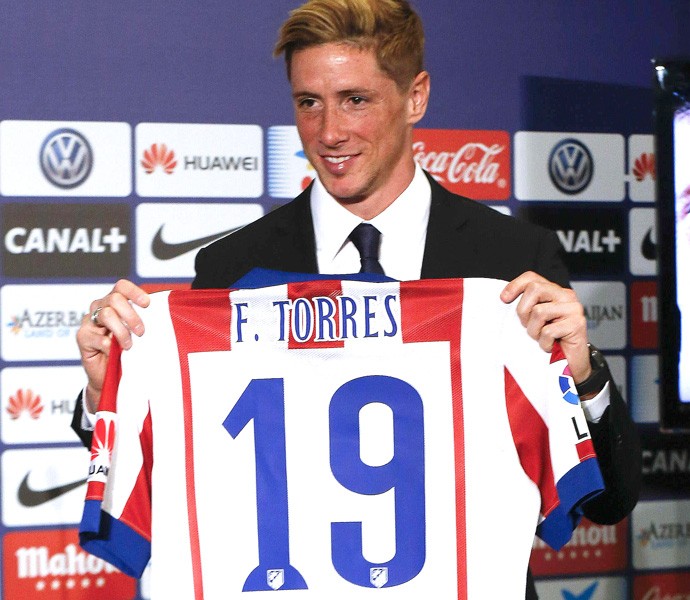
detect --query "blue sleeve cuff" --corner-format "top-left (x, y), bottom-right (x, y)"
top-left (536, 457), bottom-right (604, 550)
top-left (79, 499), bottom-right (151, 578)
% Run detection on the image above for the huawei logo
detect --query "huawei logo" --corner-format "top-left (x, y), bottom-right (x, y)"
top-left (6, 389), bottom-right (43, 420)
top-left (91, 416), bottom-right (115, 462)
top-left (633, 152), bottom-right (656, 182)
top-left (141, 143), bottom-right (177, 174)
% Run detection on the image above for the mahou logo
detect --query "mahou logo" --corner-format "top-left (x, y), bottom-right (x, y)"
top-left (7, 388), bottom-right (44, 419)
top-left (412, 129), bottom-right (510, 200)
top-left (530, 518), bottom-right (628, 576)
top-left (3, 529), bottom-right (136, 599)
top-left (141, 143), bottom-right (177, 174)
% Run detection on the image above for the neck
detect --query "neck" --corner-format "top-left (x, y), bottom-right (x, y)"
top-left (337, 161), bottom-right (417, 221)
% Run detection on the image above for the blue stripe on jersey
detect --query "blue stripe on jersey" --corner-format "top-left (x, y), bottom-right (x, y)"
top-left (80, 499), bottom-right (151, 578)
top-left (232, 268), bottom-right (394, 288)
top-left (537, 458), bottom-right (604, 549)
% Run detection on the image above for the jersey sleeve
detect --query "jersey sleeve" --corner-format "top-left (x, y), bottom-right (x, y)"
top-left (502, 303), bottom-right (604, 550)
top-left (79, 328), bottom-right (154, 578)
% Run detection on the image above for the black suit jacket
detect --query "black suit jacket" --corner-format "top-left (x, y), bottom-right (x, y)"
top-left (193, 174), bottom-right (572, 288)
top-left (73, 174), bottom-right (641, 599)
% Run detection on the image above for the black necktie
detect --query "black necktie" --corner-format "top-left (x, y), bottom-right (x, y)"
top-left (349, 223), bottom-right (385, 275)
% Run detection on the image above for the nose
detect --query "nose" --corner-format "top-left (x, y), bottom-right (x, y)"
top-left (319, 104), bottom-right (348, 147)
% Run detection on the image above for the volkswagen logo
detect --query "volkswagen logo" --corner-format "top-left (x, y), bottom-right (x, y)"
top-left (39, 128), bottom-right (93, 189)
top-left (548, 138), bottom-right (593, 195)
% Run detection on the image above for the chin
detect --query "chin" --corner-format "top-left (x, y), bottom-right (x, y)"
top-left (321, 180), bottom-right (366, 204)
top-left (329, 190), bottom-right (368, 206)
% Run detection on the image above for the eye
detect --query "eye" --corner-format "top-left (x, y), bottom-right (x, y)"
top-left (296, 97), bottom-right (318, 110)
top-left (349, 96), bottom-right (366, 106)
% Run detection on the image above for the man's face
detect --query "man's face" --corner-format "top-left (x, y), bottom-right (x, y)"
top-left (290, 42), bottom-right (428, 219)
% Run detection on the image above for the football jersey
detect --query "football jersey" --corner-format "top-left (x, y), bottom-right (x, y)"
top-left (79, 277), bottom-right (603, 600)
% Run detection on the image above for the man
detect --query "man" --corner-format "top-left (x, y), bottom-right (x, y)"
top-left (74, 0), bottom-right (641, 597)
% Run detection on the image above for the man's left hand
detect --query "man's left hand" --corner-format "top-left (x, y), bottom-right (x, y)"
top-left (501, 271), bottom-right (591, 384)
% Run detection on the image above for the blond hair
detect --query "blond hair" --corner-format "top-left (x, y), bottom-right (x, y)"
top-left (274, 0), bottom-right (424, 90)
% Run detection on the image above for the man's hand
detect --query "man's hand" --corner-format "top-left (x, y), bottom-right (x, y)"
top-left (501, 271), bottom-right (591, 384)
top-left (76, 279), bottom-right (150, 413)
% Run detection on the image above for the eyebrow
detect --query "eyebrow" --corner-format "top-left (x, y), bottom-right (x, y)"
top-left (292, 88), bottom-right (377, 100)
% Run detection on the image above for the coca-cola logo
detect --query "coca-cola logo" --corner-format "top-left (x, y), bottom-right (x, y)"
top-left (414, 141), bottom-right (504, 185)
top-left (639, 587), bottom-right (690, 600)
top-left (412, 129), bottom-right (511, 200)
top-left (633, 572), bottom-right (690, 600)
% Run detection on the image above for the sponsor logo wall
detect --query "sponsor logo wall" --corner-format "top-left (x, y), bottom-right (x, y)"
top-left (0, 4), bottom-right (687, 599)
top-left (0, 122), bottom-right (672, 599)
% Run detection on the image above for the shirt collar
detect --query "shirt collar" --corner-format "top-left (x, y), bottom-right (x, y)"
top-left (311, 164), bottom-right (431, 264)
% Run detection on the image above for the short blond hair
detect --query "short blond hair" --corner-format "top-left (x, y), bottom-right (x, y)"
top-left (274, 0), bottom-right (425, 90)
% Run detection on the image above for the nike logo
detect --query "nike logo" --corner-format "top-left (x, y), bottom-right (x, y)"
top-left (562, 581), bottom-right (598, 600)
top-left (17, 472), bottom-right (88, 507)
top-left (641, 227), bottom-right (657, 261)
top-left (151, 225), bottom-right (242, 260)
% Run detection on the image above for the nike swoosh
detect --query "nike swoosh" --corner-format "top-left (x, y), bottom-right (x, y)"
top-left (641, 228), bottom-right (657, 260)
top-left (562, 581), bottom-right (598, 600)
top-left (151, 225), bottom-right (242, 260)
top-left (17, 472), bottom-right (88, 507)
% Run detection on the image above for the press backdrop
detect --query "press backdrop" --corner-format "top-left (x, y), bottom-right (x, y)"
top-left (1, 2), bottom-right (689, 599)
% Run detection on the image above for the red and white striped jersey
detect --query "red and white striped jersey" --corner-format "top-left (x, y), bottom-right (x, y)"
top-left (80, 277), bottom-right (603, 600)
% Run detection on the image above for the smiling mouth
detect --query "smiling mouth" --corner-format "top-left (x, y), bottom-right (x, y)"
top-left (324, 155), bottom-right (352, 164)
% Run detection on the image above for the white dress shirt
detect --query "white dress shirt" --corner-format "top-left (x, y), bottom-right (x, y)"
top-left (311, 164), bottom-right (431, 281)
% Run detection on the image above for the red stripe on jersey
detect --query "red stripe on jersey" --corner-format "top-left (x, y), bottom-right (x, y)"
top-left (86, 342), bottom-right (124, 501)
top-left (504, 368), bottom-right (560, 519)
top-left (100, 338), bottom-right (124, 413)
top-left (549, 341), bottom-right (566, 365)
top-left (400, 278), bottom-right (466, 599)
top-left (576, 438), bottom-right (596, 462)
top-left (120, 408), bottom-right (153, 542)
top-left (85, 480), bottom-right (105, 500)
top-left (169, 290), bottom-right (233, 600)
top-left (286, 280), bottom-right (345, 349)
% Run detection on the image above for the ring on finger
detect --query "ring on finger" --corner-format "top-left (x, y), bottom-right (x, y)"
top-left (91, 307), bottom-right (104, 325)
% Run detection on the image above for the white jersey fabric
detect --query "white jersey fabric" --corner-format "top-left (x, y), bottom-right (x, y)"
top-left (80, 277), bottom-right (603, 600)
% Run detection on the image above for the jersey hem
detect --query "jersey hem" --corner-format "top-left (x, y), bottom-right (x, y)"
top-left (80, 500), bottom-right (151, 578)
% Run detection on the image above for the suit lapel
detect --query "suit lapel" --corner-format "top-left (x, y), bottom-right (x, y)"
top-left (268, 185), bottom-right (319, 274)
top-left (421, 176), bottom-right (476, 278)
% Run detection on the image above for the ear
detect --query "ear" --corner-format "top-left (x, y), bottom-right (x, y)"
top-left (407, 70), bottom-right (430, 125)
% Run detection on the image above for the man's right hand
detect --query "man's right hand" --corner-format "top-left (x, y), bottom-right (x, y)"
top-left (76, 279), bottom-right (150, 414)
